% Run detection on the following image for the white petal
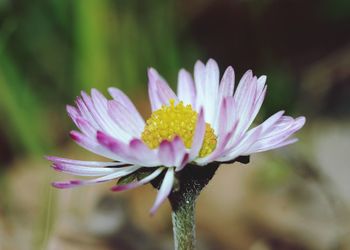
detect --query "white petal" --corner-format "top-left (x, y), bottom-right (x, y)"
top-left (189, 108), bottom-right (206, 161)
top-left (108, 87), bottom-right (145, 126)
top-left (46, 156), bottom-right (126, 167)
top-left (194, 60), bottom-right (206, 111)
top-left (219, 66), bottom-right (235, 99)
top-left (177, 69), bottom-right (196, 107)
top-left (202, 59), bottom-right (220, 125)
top-left (108, 100), bottom-right (144, 137)
top-left (52, 165), bottom-right (141, 189)
top-left (52, 163), bottom-right (118, 176)
top-left (256, 75), bottom-right (267, 95)
top-left (148, 68), bottom-right (178, 111)
top-left (150, 168), bottom-right (174, 215)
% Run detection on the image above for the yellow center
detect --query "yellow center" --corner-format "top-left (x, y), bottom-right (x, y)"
top-left (141, 100), bottom-right (217, 158)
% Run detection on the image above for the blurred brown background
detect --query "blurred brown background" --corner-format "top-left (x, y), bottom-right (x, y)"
top-left (0, 0), bottom-right (350, 249)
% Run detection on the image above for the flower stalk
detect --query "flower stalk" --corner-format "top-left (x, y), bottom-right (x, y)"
top-left (165, 162), bottom-right (220, 250)
top-left (171, 193), bottom-right (196, 250)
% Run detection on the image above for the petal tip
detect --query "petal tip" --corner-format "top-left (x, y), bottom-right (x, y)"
top-left (69, 131), bottom-right (81, 142)
top-left (51, 181), bottom-right (74, 189)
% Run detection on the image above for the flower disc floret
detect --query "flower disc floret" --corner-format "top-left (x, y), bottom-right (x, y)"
top-left (141, 99), bottom-right (217, 158)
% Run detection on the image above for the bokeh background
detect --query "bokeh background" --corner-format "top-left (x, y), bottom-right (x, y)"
top-left (1, 0), bottom-right (350, 249)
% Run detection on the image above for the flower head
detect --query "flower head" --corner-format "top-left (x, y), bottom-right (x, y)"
top-left (48, 59), bottom-right (305, 214)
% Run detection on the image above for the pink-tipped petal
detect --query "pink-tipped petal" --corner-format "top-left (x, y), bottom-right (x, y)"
top-left (176, 153), bottom-right (189, 172)
top-left (96, 131), bottom-right (132, 163)
top-left (70, 130), bottom-right (119, 160)
top-left (158, 140), bottom-right (175, 167)
top-left (129, 139), bottom-right (160, 166)
top-left (97, 131), bottom-right (159, 166)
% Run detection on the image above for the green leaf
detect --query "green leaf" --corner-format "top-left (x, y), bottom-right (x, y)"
top-left (117, 173), bottom-right (137, 185)
top-left (136, 168), bottom-right (156, 180)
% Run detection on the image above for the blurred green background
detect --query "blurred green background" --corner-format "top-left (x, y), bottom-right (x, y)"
top-left (0, 0), bottom-right (350, 250)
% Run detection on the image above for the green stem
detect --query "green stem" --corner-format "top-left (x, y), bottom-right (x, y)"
top-left (166, 162), bottom-right (220, 250)
top-left (171, 187), bottom-right (197, 250)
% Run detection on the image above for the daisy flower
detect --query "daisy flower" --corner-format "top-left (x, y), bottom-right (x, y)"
top-left (47, 59), bottom-right (305, 214)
